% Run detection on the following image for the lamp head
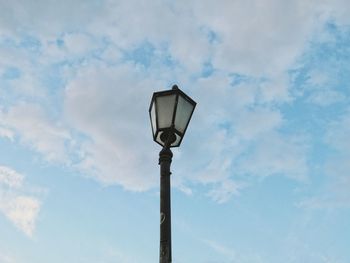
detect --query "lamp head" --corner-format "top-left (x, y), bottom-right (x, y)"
top-left (149, 85), bottom-right (196, 148)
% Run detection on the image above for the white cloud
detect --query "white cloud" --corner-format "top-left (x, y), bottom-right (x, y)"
top-left (0, 165), bottom-right (42, 237)
top-left (64, 63), bottom-right (162, 190)
top-left (0, 195), bottom-right (40, 237)
top-left (202, 238), bottom-right (265, 263)
top-left (87, 0), bottom-right (212, 72)
top-left (192, 0), bottom-right (319, 76)
top-left (0, 43), bottom-right (45, 99)
top-left (321, 110), bottom-right (350, 207)
top-left (284, 232), bottom-right (346, 263)
top-left (302, 66), bottom-right (348, 106)
top-left (0, 103), bottom-right (71, 163)
top-left (307, 69), bottom-right (330, 87)
top-left (0, 166), bottom-right (24, 188)
top-left (325, 109), bottom-right (350, 153)
top-left (234, 107), bottom-right (283, 140)
top-left (298, 109), bottom-right (350, 209)
top-left (237, 132), bottom-right (309, 182)
top-left (307, 89), bottom-right (346, 106)
top-left (202, 239), bottom-right (237, 260)
top-left (0, 0), bottom-right (348, 77)
top-left (0, 0), bottom-right (100, 38)
top-left (100, 245), bottom-right (136, 263)
top-left (0, 251), bottom-right (16, 263)
top-left (208, 180), bottom-right (243, 204)
top-left (0, 2), bottom-right (325, 75)
top-left (0, 127), bottom-right (14, 140)
top-left (62, 32), bottom-right (100, 56)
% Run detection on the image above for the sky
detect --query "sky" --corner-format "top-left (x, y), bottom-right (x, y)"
top-left (0, 0), bottom-right (350, 262)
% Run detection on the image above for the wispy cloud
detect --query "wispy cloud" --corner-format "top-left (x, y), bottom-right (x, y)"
top-left (202, 238), bottom-right (265, 263)
top-left (0, 166), bottom-right (43, 237)
top-left (202, 239), bottom-right (237, 260)
top-left (0, 251), bottom-right (16, 263)
top-left (0, 195), bottom-right (40, 237)
top-left (207, 179), bottom-right (243, 204)
top-left (299, 108), bottom-right (350, 210)
top-left (0, 127), bottom-right (14, 141)
top-left (0, 166), bottom-right (23, 188)
top-left (0, 103), bottom-right (72, 163)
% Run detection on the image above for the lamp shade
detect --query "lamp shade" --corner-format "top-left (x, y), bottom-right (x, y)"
top-left (149, 85), bottom-right (196, 147)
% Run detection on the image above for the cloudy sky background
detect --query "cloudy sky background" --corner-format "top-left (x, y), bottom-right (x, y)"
top-left (1, 0), bottom-right (350, 262)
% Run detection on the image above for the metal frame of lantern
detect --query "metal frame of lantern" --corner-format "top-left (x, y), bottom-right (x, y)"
top-left (149, 85), bottom-right (196, 148)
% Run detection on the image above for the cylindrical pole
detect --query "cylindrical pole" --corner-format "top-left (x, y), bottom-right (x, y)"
top-left (159, 146), bottom-right (173, 263)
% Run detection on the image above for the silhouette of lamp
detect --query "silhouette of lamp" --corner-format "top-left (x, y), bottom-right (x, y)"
top-left (149, 84), bottom-right (196, 263)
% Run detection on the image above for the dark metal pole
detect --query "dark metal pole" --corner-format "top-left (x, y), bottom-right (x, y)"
top-left (159, 145), bottom-right (173, 263)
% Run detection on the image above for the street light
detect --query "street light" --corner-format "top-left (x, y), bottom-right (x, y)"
top-left (149, 84), bottom-right (196, 263)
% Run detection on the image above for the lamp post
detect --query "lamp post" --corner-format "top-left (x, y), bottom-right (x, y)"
top-left (149, 85), bottom-right (196, 263)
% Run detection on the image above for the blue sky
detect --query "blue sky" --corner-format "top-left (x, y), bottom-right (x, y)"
top-left (0, 1), bottom-right (350, 262)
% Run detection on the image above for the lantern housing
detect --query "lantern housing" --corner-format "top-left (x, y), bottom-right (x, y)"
top-left (149, 85), bottom-right (196, 147)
